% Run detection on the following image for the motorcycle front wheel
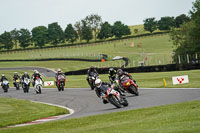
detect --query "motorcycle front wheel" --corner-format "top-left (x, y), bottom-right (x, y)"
top-left (109, 95), bottom-right (122, 108)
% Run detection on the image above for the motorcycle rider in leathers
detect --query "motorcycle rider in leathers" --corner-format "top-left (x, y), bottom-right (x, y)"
top-left (55, 68), bottom-right (65, 86)
top-left (1, 74), bottom-right (8, 85)
top-left (117, 69), bottom-right (136, 88)
top-left (32, 70), bottom-right (42, 87)
top-left (86, 66), bottom-right (99, 85)
top-left (108, 67), bottom-right (117, 84)
top-left (94, 78), bottom-right (125, 104)
top-left (21, 72), bottom-right (30, 87)
top-left (13, 72), bottom-right (20, 87)
top-left (94, 79), bottom-right (111, 104)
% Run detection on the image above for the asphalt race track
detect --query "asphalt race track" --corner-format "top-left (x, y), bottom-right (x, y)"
top-left (0, 87), bottom-right (200, 119)
top-left (1, 67), bottom-right (200, 119)
top-left (0, 67), bottom-right (55, 77)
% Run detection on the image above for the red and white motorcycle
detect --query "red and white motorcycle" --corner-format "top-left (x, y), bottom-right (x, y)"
top-left (102, 86), bottom-right (128, 108)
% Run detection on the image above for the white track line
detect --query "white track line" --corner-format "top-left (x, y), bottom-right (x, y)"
top-left (6, 101), bottom-right (74, 128)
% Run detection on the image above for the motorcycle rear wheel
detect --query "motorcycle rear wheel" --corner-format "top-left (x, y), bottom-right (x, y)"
top-left (129, 85), bottom-right (139, 96)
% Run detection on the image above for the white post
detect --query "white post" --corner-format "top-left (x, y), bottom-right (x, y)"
top-left (178, 55), bottom-right (181, 64)
top-left (187, 54), bottom-right (189, 64)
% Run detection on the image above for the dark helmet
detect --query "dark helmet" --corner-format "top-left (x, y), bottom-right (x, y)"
top-left (109, 68), bottom-right (114, 74)
top-left (117, 69), bottom-right (123, 76)
top-left (90, 66), bottom-right (95, 71)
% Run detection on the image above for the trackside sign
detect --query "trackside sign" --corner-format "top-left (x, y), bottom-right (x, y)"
top-left (172, 75), bottom-right (189, 85)
top-left (44, 81), bottom-right (54, 86)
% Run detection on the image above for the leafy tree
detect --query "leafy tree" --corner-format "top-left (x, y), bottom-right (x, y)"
top-left (112, 21), bottom-right (131, 38)
top-left (0, 43), bottom-right (3, 50)
top-left (18, 29), bottom-right (32, 49)
top-left (10, 28), bottom-right (19, 49)
top-left (32, 26), bottom-right (48, 48)
top-left (81, 20), bottom-right (93, 43)
top-left (143, 17), bottom-right (157, 33)
top-left (48, 22), bottom-right (65, 46)
top-left (157, 16), bottom-right (175, 30)
top-left (175, 14), bottom-right (190, 28)
top-left (170, 0), bottom-right (200, 62)
top-left (74, 21), bottom-right (83, 42)
top-left (85, 14), bottom-right (102, 41)
top-left (0, 31), bottom-right (13, 50)
top-left (97, 21), bottom-right (113, 40)
top-left (64, 24), bottom-right (78, 43)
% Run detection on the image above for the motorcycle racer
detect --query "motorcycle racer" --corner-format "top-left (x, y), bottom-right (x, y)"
top-left (94, 79), bottom-right (110, 104)
top-left (55, 68), bottom-right (65, 86)
top-left (13, 72), bottom-right (20, 87)
top-left (108, 67), bottom-right (117, 84)
top-left (32, 70), bottom-right (42, 87)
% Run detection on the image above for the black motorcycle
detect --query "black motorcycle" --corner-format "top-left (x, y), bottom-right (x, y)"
top-left (88, 72), bottom-right (99, 90)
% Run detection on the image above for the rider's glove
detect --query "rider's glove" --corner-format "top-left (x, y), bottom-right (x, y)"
top-left (100, 93), bottom-right (106, 99)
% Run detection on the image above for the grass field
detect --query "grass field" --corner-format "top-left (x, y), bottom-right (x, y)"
top-left (0, 97), bottom-right (69, 128)
top-left (0, 34), bottom-right (173, 67)
top-left (1, 99), bottom-right (200, 133)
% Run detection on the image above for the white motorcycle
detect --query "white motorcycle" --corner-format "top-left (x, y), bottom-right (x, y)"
top-left (34, 78), bottom-right (43, 94)
top-left (1, 80), bottom-right (9, 93)
top-left (22, 78), bottom-right (30, 93)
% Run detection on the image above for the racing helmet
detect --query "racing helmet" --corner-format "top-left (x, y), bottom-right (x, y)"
top-left (33, 70), bottom-right (37, 74)
top-left (95, 79), bottom-right (102, 88)
top-left (2, 74), bottom-right (5, 77)
top-left (14, 72), bottom-right (18, 75)
top-left (57, 68), bottom-right (61, 73)
top-left (24, 72), bottom-right (28, 75)
top-left (117, 69), bottom-right (123, 76)
top-left (35, 70), bottom-right (39, 74)
top-left (90, 66), bottom-right (95, 71)
top-left (108, 67), bottom-right (114, 74)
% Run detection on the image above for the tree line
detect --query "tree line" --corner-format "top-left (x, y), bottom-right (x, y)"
top-left (0, 14), bottom-right (131, 50)
top-left (169, 0), bottom-right (200, 63)
top-left (143, 14), bottom-right (190, 33)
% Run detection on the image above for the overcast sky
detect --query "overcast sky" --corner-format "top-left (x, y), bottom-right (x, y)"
top-left (0, 0), bottom-right (195, 34)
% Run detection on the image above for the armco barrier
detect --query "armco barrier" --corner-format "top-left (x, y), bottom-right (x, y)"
top-left (65, 63), bottom-right (200, 75)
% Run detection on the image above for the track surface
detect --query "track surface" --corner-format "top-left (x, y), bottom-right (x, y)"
top-left (0, 67), bottom-right (55, 77)
top-left (0, 87), bottom-right (200, 119)
top-left (1, 67), bottom-right (200, 119)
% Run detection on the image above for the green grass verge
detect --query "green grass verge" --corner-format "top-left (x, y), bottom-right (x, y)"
top-left (1, 99), bottom-right (200, 133)
top-left (0, 97), bottom-right (69, 128)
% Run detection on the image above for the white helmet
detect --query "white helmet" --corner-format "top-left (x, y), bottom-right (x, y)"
top-left (95, 79), bottom-right (102, 88)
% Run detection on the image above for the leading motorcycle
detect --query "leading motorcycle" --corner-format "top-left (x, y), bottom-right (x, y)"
top-left (100, 86), bottom-right (128, 108)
